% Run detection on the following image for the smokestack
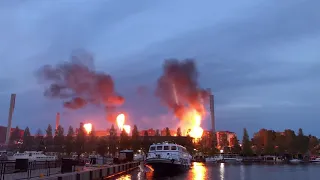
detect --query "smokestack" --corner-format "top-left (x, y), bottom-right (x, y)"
top-left (56, 112), bottom-right (60, 130)
top-left (5, 94), bottom-right (16, 145)
top-left (208, 89), bottom-right (215, 133)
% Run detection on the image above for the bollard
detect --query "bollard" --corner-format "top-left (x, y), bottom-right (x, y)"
top-left (58, 177), bottom-right (62, 180)
top-left (100, 169), bottom-right (102, 178)
top-left (76, 173), bottom-right (80, 180)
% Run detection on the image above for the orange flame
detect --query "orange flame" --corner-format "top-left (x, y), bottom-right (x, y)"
top-left (83, 123), bottom-right (92, 134)
top-left (180, 109), bottom-right (204, 139)
top-left (123, 125), bottom-right (131, 134)
top-left (116, 113), bottom-right (125, 130)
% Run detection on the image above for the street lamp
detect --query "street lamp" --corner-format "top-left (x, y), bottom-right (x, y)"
top-left (220, 149), bottom-right (224, 154)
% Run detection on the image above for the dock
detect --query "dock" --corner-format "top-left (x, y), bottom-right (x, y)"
top-left (2, 161), bottom-right (140, 180)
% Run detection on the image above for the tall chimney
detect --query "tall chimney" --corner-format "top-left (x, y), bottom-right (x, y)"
top-left (55, 112), bottom-right (60, 130)
top-left (5, 94), bottom-right (16, 145)
top-left (209, 93), bottom-right (215, 133)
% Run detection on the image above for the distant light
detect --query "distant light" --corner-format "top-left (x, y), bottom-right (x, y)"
top-left (220, 150), bottom-right (224, 153)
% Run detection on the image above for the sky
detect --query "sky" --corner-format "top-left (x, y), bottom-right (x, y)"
top-left (0, 0), bottom-right (320, 137)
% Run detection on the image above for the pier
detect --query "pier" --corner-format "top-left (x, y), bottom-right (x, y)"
top-left (2, 161), bottom-right (141, 180)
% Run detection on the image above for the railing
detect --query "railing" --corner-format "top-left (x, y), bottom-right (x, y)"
top-left (0, 160), bottom-right (71, 180)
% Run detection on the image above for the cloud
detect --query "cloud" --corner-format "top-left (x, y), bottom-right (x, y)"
top-left (0, 0), bottom-right (320, 137)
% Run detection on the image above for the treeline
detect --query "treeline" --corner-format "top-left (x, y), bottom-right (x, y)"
top-left (241, 128), bottom-right (320, 156)
top-left (8, 125), bottom-right (320, 157)
top-left (196, 128), bottom-right (320, 156)
top-left (8, 125), bottom-right (194, 156)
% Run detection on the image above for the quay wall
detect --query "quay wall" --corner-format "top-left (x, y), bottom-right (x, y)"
top-left (37, 161), bottom-right (140, 180)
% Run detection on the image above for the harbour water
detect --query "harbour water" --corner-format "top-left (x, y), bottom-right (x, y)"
top-left (111, 162), bottom-right (320, 180)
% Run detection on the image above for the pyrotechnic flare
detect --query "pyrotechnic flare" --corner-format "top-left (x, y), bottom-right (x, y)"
top-left (83, 123), bottom-right (92, 134)
top-left (36, 49), bottom-right (124, 122)
top-left (116, 113), bottom-right (125, 131)
top-left (123, 125), bottom-right (131, 134)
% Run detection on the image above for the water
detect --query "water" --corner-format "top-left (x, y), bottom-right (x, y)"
top-left (110, 162), bottom-right (320, 180)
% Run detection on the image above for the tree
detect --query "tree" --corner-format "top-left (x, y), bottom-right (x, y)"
top-left (45, 124), bottom-right (54, 151)
top-left (142, 131), bottom-right (150, 152)
top-left (120, 129), bottom-right (130, 150)
top-left (54, 125), bottom-right (65, 152)
top-left (22, 127), bottom-right (33, 151)
top-left (274, 132), bottom-right (286, 155)
top-left (132, 125), bottom-right (140, 152)
top-left (177, 128), bottom-right (182, 136)
top-left (35, 128), bottom-right (45, 151)
top-left (75, 123), bottom-right (86, 157)
top-left (296, 128), bottom-right (309, 154)
top-left (65, 126), bottom-right (74, 155)
top-left (284, 129), bottom-right (296, 154)
top-left (10, 126), bottom-right (21, 145)
top-left (97, 137), bottom-right (107, 157)
top-left (241, 128), bottom-right (253, 156)
top-left (155, 129), bottom-right (160, 136)
top-left (109, 125), bottom-right (117, 156)
top-left (230, 136), bottom-right (241, 154)
top-left (308, 135), bottom-right (319, 154)
top-left (87, 126), bottom-right (97, 153)
top-left (165, 127), bottom-right (171, 136)
top-left (263, 130), bottom-right (276, 155)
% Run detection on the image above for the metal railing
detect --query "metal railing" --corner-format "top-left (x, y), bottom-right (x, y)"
top-left (0, 160), bottom-right (63, 180)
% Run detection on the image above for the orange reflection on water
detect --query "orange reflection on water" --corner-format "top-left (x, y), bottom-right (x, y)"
top-left (116, 174), bottom-right (131, 180)
top-left (192, 162), bottom-right (206, 180)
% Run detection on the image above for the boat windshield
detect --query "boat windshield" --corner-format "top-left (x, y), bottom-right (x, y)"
top-left (171, 146), bottom-right (177, 150)
top-left (149, 146), bottom-right (156, 151)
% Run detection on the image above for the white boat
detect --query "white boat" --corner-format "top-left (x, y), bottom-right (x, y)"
top-left (289, 159), bottom-right (303, 164)
top-left (7, 151), bottom-right (57, 161)
top-left (205, 155), bottom-right (223, 163)
top-left (146, 142), bottom-right (192, 173)
top-left (310, 157), bottom-right (320, 163)
top-left (206, 154), bottom-right (242, 163)
top-left (262, 156), bottom-right (285, 163)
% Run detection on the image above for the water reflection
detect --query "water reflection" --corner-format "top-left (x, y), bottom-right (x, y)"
top-left (220, 163), bottom-right (225, 180)
top-left (115, 174), bottom-right (131, 180)
top-left (192, 162), bottom-right (206, 180)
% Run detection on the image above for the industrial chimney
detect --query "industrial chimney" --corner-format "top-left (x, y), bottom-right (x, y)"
top-left (208, 90), bottom-right (215, 133)
top-left (55, 112), bottom-right (60, 130)
top-left (5, 94), bottom-right (16, 145)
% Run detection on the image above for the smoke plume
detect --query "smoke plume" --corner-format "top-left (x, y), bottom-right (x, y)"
top-left (155, 58), bottom-right (210, 119)
top-left (36, 49), bottom-right (124, 122)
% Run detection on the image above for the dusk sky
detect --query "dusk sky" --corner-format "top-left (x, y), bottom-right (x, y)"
top-left (0, 0), bottom-right (319, 137)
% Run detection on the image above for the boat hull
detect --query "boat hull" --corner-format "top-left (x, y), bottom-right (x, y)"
top-left (146, 159), bottom-right (190, 174)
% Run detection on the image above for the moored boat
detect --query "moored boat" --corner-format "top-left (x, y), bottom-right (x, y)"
top-left (289, 158), bottom-right (303, 164)
top-left (6, 151), bottom-right (57, 161)
top-left (146, 142), bottom-right (192, 174)
top-left (310, 157), bottom-right (320, 163)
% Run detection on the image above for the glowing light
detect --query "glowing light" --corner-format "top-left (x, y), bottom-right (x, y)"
top-left (83, 123), bottom-right (92, 134)
top-left (116, 113), bottom-right (125, 130)
top-left (123, 125), bottom-right (131, 134)
top-left (192, 162), bottom-right (206, 180)
top-left (180, 109), bottom-right (204, 139)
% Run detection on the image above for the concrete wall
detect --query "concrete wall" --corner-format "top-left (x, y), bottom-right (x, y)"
top-left (38, 162), bottom-right (140, 180)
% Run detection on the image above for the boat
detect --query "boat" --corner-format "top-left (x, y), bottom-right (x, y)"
top-left (146, 142), bottom-right (192, 173)
top-left (205, 155), bottom-right (223, 163)
top-left (310, 157), bottom-right (320, 163)
top-left (6, 151), bottom-right (57, 161)
top-left (262, 156), bottom-right (285, 163)
top-left (206, 154), bottom-right (242, 163)
top-left (289, 159), bottom-right (303, 164)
